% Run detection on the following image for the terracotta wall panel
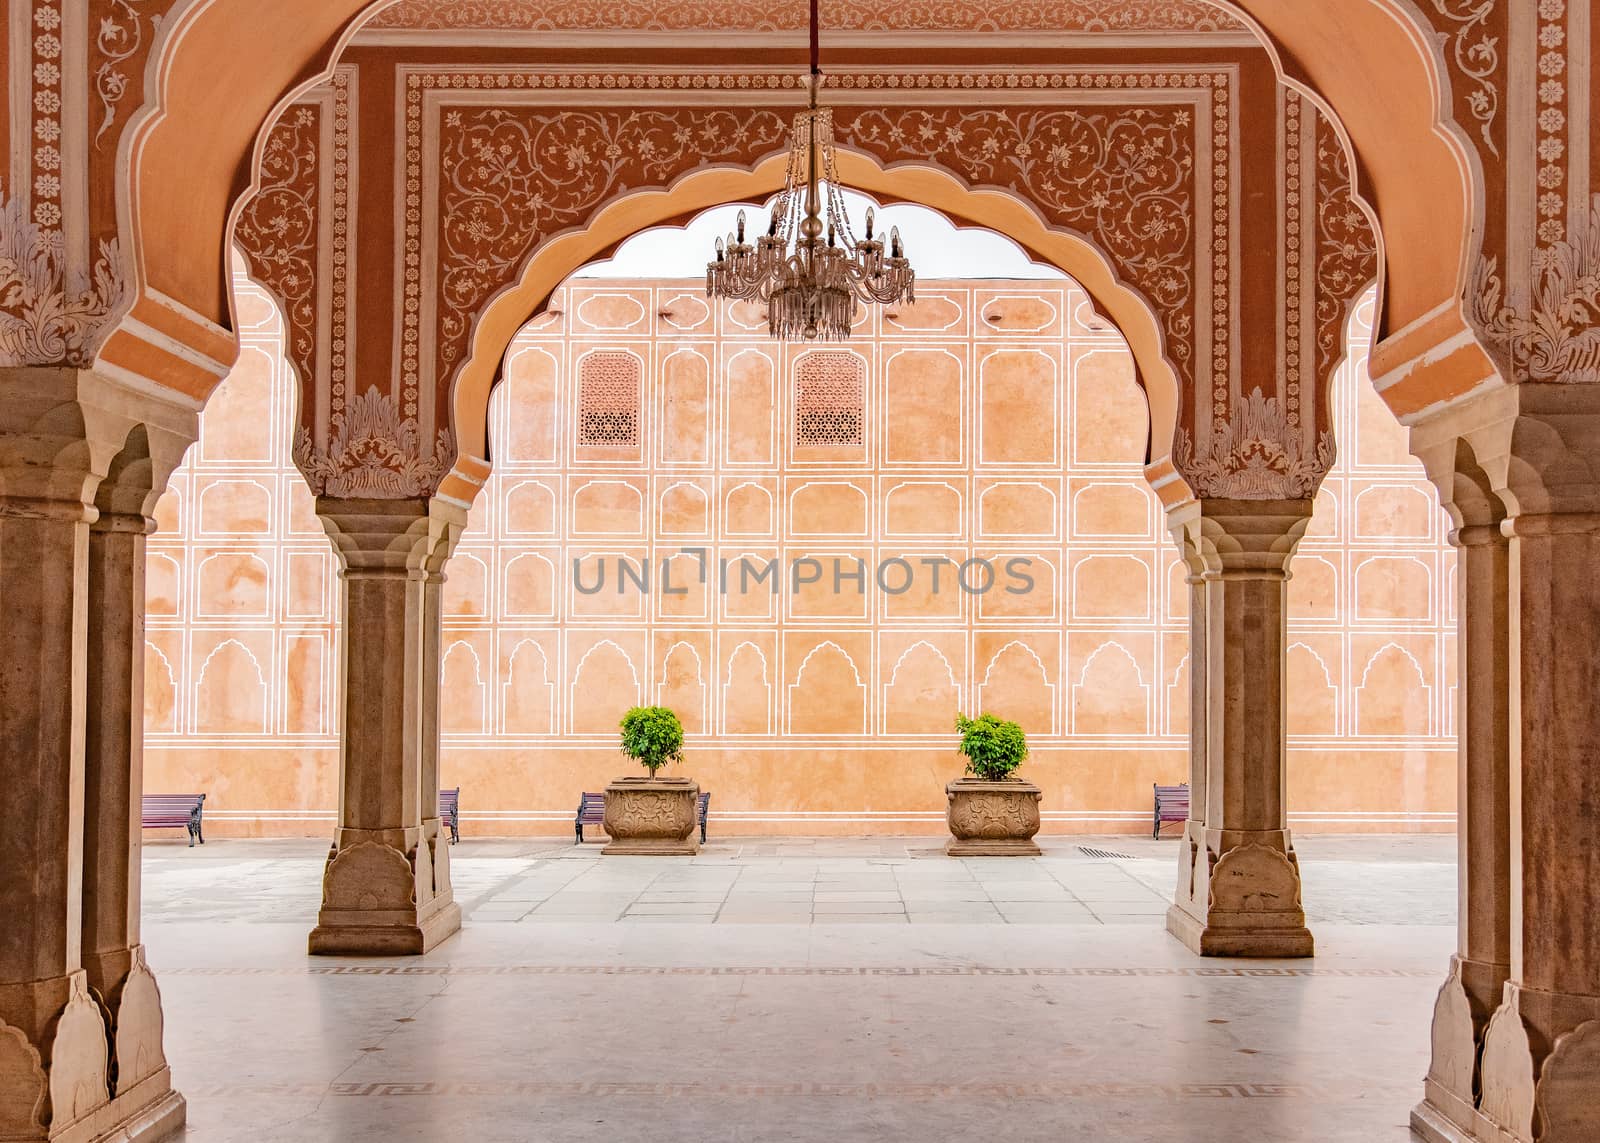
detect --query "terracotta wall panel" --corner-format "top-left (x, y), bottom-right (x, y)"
top-left (144, 273), bottom-right (1456, 835)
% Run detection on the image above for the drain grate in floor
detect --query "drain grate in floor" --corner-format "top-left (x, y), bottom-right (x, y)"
top-left (1077, 846), bottom-right (1135, 860)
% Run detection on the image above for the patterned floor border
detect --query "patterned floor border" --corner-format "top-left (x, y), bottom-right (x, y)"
top-left (179, 1080), bottom-right (1414, 1101)
top-left (163, 963), bottom-right (1440, 978)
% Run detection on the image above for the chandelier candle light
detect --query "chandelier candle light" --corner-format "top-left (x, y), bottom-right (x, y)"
top-left (704, 0), bottom-right (915, 340)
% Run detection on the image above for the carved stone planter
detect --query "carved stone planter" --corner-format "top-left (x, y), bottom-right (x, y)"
top-left (602, 776), bottom-right (700, 855)
top-left (945, 777), bottom-right (1043, 856)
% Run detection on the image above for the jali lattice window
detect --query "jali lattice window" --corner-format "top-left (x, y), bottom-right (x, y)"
top-left (795, 352), bottom-right (865, 447)
top-left (577, 351), bottom-right (641, 447)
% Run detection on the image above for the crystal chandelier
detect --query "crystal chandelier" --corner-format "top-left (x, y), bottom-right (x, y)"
top-left (705, 0), bottom-right (915, 340)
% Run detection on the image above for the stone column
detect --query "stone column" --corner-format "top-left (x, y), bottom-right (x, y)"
top-left (1401, 393), bottom-right (1600, 1142)
top-left (1166, 507), bottom-right (1214, 924)
top-left (1411, 443), bottom-right (1514, 1142)
top-left (416, 503), bottom-right (465, 936)
top-left (1166, 498), bottom-right (1315, 958)
top-left (1470, 504), bottom-right (1600, 1142)
top-left (309, 497), bottom-right (460, 956)
top-left (0, 368), bottom-right (185, 1143)
top-left (80, 509), bottom-right (172, 1104)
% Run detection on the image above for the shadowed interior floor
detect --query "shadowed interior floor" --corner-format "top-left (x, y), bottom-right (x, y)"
top-left (146, 835), bottom-right (1453, 1142)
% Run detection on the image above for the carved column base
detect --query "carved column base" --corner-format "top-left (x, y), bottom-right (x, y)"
top-left (0, 969), bottom-right (183, 1143)
top-left (80, 945), bottom-right (170, 1105)
top-left (419, 817), bottom-right (455, 906)
top-left (1164, 834), bottom-right (1314, 958)
top-left (1413, 955), bottom-right (1512, 1142)
top-left (308, 831), bottom-right (461, 956)
top-left (1470, 983), bottom-right (1600, 1143)
top-left (1411, 1096), bottom-right (1483, 1143)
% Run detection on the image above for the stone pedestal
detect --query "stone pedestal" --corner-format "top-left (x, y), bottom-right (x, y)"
top-left (602, 777), bottom-right (701, 855)
top-left (944, 778), bottom-right (1043, 856)
top-left (0, 369), bottom-right (191, 1142)
top-left (1165, 499), bottom-right (1314, 958)
top-left (309, 499), bottom-right (462, 956)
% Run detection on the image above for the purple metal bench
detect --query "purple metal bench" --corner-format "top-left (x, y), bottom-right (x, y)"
top-left (142, 793), bottom-right (205, 847)
top-left (575, 790), bottom-right (710, 844)
top-left (1153, 783), bottom-right (1189, 838)
top-left (440, 787), bottom-right (460, 844)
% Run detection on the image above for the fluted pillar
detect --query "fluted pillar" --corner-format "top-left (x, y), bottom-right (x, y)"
top-left (309, 497), bottom-right (460, 956)
top-left (1407, 393), bottom-right (1600, 1142)
top-left (1467, 504), bottom-right (1600, 1142)
top-left (417, 504), bottom-right (465, 936)
top-left (1410, 441), bottom-right (1513, 1142)
top-left (1166, 498), bottom-right (1315, 958)
top-left (1167, 522), bottom-right (1213, 925)
top-left (0, 368), bottom-right (187, 1143)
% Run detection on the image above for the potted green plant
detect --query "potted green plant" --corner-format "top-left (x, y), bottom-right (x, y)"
top-left (945, 713), bottom-right (1042, 855)
top-left (602, 706), bottom-right (700, 855)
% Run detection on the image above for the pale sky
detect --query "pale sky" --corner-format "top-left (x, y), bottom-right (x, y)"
top-left (575, 187), bottom-right (1066, 281)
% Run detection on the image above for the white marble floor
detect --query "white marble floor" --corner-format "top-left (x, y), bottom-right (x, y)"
top-left (145, 835), bottom-right (1454, 1142)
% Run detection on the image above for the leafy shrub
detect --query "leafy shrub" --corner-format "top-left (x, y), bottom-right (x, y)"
top-left (619, 706), bottom-right (685, 776)
top-left (954, 713), bottom-right (1028, 780)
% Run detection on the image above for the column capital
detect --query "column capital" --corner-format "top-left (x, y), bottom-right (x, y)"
top-left (89, 510), bottom-right (157, 536)
top-left (0, 366), bottom-right (197, 515)
top-left (1165, 497), bottom-right (1314, 577)
top-left (1451, 522), bottom-right (1505, 548)
top-left (317, 496), bottom-right (434, 574)
top-left (317, 495), bottom-right (472, 576)
top-left (1410, 381), bottom-right (1600, 520)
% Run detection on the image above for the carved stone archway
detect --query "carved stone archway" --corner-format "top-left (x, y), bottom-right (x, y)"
top-left (439, 150), bottom-right (1184, 503)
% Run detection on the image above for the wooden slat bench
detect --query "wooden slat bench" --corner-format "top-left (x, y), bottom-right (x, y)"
top-left (1153, 783), bottom-right (1190, 838)
top-left (439, 787), bottom-right (460, 844)
top-left (142, 794), bottom-right (206, 847)
top-left (575, 790), bottom-right (711, 845)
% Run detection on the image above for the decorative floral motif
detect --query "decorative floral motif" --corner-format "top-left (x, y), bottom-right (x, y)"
top-left (1532, 0), bottom-right (1566, 253)
top-left (1173, 388), bottom-right (1334, 499)
top-left (1312, 112), bottom-right (1377, 395)
top-left (1425, 0), bottom-right (1503, 160)
top-left (236, 73), bottom-right (372, 487)
top-left (404, 68), bottom-right (1228, 486)
top-left (1474, 195), bottom-right (1600, 383)
top-left (835, 99), bottom-right (1202, 390)
top-left (328, 70), bottom-right (354, 423)
top-left (369, 0), bottom-right (1243, 31)
top-left (293, 386), bottom-right (454, 498)
top-left (428, 100), bottom-right (792, 395)
top-left (91, 0), bottom-right (163, 147)
top-left (0, 182), bottom-right (125, 365)
top-left (234, 104), bottom-right (321, 397)
top-left (1282, 92), bottom-right (1303, 429)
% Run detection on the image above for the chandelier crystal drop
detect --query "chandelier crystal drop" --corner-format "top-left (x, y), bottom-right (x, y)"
top-left (704, 2), bottom-right (914, 340)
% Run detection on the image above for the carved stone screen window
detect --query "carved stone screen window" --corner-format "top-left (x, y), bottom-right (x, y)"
top-left (795, 352), bottom-right (865, 447)
top-left (577, 352), bottom-right (641, 448)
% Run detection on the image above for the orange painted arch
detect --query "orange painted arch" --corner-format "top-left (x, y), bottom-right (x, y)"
top-left (444, 152), bottom-right (1181, 503)
top-left (113, 0), bottom-right (1489, 425)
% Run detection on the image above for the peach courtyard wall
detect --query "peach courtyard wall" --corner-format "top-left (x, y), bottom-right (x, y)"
top-left (141, 266), bottom-right (1454, 838)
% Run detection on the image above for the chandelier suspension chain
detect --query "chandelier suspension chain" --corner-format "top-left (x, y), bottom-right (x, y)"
top-left (704, 0), bottom-right (915, 340)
